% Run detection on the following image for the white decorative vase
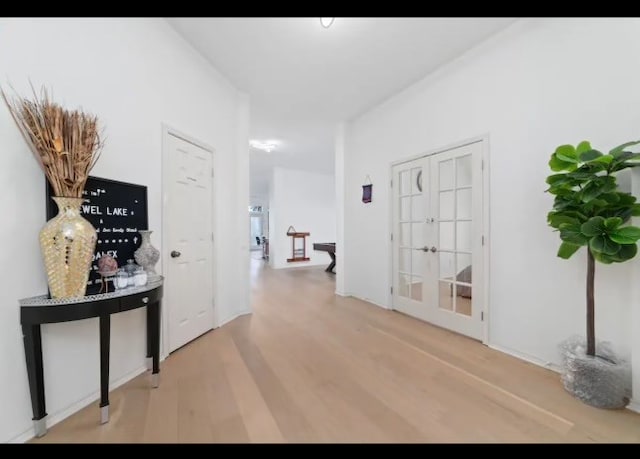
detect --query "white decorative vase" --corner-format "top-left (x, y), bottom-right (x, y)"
top-left (134, 230), bottom-right (160, 281)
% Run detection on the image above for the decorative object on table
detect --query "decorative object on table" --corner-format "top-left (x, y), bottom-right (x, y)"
top-left (124, 259), bottom-right (139, 286)
top-left (2, 85), bottom-right (103, 299)
top-left (134, 230), bottom-right (160, 281)
top-left (114, 268), bottom-right (129, 290)
top-left (97, 254), bottom-right (118, 293)
top-left (133, 267), bottom-right (148, 287)
top-left (362, 175), bottom-right (373, 203)
top-left (546, 140), bottom-right (640, 408)
top-left (286, 226), bottom-right (310, 262)
top-left (46, 176), bottom-right (149, 295)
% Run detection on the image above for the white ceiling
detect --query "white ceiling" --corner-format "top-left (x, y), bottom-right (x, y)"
top-left (166, 17), bottom-right (517, 198)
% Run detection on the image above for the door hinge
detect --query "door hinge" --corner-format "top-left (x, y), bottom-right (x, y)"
top-left (481, 159), bottom-right (485, 170)
top-left (481, 311), bottom-right (484, 321)
top-left (390, 179), bottom-right (393, 188)
top-left (211, 168), bottom-right (214, 178)
top-left (390, 233), bottom-right (393, 241)
top-left (390, 286), bottom-right (393, 295)
top-left (482, 235), bottom-right (485, 246)
top-left (211, 232), bottom-right (214, 242)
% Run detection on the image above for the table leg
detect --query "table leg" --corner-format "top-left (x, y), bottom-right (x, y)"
top-left (99, 314), bottom-right (110, 424)
top-left (326, 252), bottom-right (336, 273)
top-left (146, 305), bottom-right (152, 370)
top-left (149, 301), bottom-right (161, 388)
top-left (22, 324), bottom-right (47, 437)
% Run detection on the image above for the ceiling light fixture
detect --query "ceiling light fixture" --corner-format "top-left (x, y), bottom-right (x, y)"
top-left (320, 18), bottom-right (335, 29)
top-left (249, 140), bottom-right (279, 153)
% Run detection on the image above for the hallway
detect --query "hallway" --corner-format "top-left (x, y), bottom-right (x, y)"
top-left (33, 258), bottom-right (640, 443)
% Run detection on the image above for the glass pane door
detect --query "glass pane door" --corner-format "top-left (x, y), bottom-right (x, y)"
top-left (435, 154), bottom-right (473, 316)
top-left (392, 158), bottom-right (428, 315)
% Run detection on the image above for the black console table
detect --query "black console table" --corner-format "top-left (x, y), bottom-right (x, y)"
top-left (19, 279), bottom-right (163, 438)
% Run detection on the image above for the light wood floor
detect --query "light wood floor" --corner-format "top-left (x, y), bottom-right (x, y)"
top-left (33, 257), bottom-right (640, 443)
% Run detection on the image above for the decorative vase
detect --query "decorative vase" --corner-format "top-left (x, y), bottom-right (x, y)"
top-left (40, 197), bottom-right (97, 299)
top-left (134, 230), bottom-right (160, 280)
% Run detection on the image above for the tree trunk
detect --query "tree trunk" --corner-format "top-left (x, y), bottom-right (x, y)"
top-left (586, 249), bottom-right (596, 357)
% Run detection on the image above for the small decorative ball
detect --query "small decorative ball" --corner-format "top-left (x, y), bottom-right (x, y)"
top-left (98, 254), bottom-right (118, 274)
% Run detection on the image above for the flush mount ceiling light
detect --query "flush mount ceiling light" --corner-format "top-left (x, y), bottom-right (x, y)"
top-left (320, 18), bottom-right (335, 29)
top-left (249, 140), bottom-right (279, 153)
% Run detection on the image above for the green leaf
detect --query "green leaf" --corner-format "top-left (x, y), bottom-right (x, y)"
top-left (581, 176), bottom-right (616, 202)
top-left (581, 216), bottom-right (606, 237)
top-left (560, 210), bottom-right (589, 222)
top-left (600, 192), bottom-right (621, 204)
top-left (593, 251), bottom-right (615, 264)
top-left (548, 213), bottom-right (580, 229)
top-left (610, 140), bottom-right (640, 157)
top-left (557, 242), bottom-right (582, 259)
top-left (579, 149), bottom-right (603, 162)
top-left (613, 208), bottom-right (634, 223)
top-left (549, 154), bottom-right (576, 172)
top-left (589, 235), bottom-right (621, 255)
top-left (616, 193), bottom-right (637, 206)
top-left (610, 243), bottom-right (638, 262)
top-left (555, 144), bottom-right (578, 163)
top-left (546, 173), bottom-right (569, 185)
top-left (576, 141), bottom-right (592, 155)
top-left (559, 223), bottom-right (589, 245)
top-left (632, 204), bottom-right (640, 216)
top-left (609, 226), bottom-right (640, 244)
top-left (604, 217), bottom-right (623, 230)
top-left (590, 155), bottom-right (613, 166)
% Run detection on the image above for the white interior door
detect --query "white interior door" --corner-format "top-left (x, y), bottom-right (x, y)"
top-left (165, 133), bottom-right (215, 352)
top-left (392, 141), bottom-right (484, 340)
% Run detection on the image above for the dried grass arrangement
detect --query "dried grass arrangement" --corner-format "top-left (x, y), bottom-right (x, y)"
top-left (1, 85), bottom-right (103, 198)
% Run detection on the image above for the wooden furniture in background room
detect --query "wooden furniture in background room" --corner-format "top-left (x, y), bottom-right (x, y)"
top-left (286, 226), bottom-right (310, 262)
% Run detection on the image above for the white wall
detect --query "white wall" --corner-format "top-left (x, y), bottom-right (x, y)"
top-left (335, 124), bottom-right (346, 295)
top-left (0, 18), bottom-right (250, 442)
top-left (269, 167), bottom-right (336, 269)
top-left (343, 18), bottom-right (640, 382)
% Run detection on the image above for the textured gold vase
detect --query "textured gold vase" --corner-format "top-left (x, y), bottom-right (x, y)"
top-left (40, 197), bottom-right (97, 299)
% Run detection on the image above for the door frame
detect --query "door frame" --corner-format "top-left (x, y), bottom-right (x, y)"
top-left (161, 123), bottom-right (217, 358)
top-left (388, 134), bottom-right (491, 344)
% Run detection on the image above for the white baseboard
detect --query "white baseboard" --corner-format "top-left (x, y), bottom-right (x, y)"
top-left (349, 294), bottom-right (391, 310)
top-left (217, 309), bottom-right (251, 328)
top-left (627, 399), bottom-right (640, 413)
top-left (8, 364), bottom-right (149, 443)
top-left (488, 343), bottom-right (562, 374)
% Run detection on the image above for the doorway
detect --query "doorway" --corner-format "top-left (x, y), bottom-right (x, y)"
top-left (250, 211), bottom-right (263, 251)
top-left (162, 127), bottom-right (215, 353)
top-left (391, 140), bottom-right (486, 340)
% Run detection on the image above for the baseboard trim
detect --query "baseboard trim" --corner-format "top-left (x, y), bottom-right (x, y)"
top-left (217, 309), bottom-right (251, 328)
top-left (349, 294), bottom-right (391, 310)
top-left (8, 364), bottom-right (149, 443)
top-left (627, 399), bottom-right (640, 413)
top-left (488, 343), bottom-right (562, 374)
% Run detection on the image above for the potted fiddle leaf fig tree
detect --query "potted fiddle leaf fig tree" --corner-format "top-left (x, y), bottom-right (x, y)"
top-left (546, 140), bottom-right (640, 409)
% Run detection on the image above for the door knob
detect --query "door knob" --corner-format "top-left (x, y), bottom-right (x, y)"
top-left (171, 250), bottom-right (181, 258)
top-left (430, 246), bottom-right (437, 253)
top-left (414, 246), bottom-right (430, 252)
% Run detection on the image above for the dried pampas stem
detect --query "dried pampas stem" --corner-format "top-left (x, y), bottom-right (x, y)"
top-left (1, 84), bottom-right (103, 198)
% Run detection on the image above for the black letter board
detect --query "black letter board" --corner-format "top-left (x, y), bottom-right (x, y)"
top-left (46, 176), bottom-right (149, 295)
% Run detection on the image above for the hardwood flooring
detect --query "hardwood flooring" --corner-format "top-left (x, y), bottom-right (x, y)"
top-left (33, 257), bottom-right (640, 443)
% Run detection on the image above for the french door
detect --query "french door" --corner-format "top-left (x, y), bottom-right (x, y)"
top-left (391, 141), bottom-right (484, 340)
